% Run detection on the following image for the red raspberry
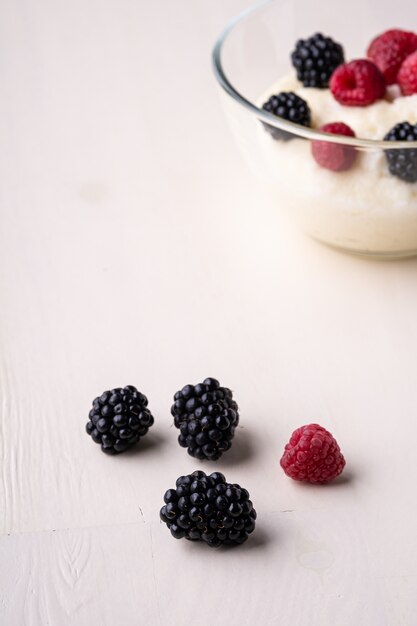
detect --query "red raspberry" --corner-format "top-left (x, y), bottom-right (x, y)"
top-left (330, 59), bottom-right (386, 106)
top-left (368, 29), bottom-right (417, 85)
top-left (280, 424), bottom-right (346, 484)
top-left (311, 122), bottom-right (356, 171)
top-left (397, 50), bottom-right (417, 95)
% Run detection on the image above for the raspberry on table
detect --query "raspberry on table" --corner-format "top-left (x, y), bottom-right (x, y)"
top-left (311, 122), bottom-right (357, 171)
top-left (280, 424), bottom-right (346, 483)
top-left (262, 92), bottom-right (311, 140)
top-left (384, 121), bottom-right (417, 183)
top-left (160, 471), bottom-right (257, 547)
top-left (330, 59), bottom-right (386, 106)
top-left (86, 385), bottom-right (154, 454)
top-left (291, 32), bottom-right (345, 88)
top-left (367, 29), bottom-right (417, 85)
top-left (397, 50), bottom-right (417, 95)
top-left (171, 377), bottom-right (239, 460)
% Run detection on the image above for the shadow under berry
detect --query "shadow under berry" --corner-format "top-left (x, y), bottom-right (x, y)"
top-left (218, 427), bottom-right (256, 467)
top-left (291, 467), bottom-right (356, 490)
top-left (180, 522), bottom-right (272, 554)
top-left (230, 524), bottom-right (272, 552)
top-left (121, 430), bottom-right (166, 457)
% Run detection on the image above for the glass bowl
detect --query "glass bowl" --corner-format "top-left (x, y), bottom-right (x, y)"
top-left (212, 0), bottom-right (417, 258)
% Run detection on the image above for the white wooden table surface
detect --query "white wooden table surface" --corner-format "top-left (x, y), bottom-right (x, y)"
top-left (1, 1), bottom-right (417, 624)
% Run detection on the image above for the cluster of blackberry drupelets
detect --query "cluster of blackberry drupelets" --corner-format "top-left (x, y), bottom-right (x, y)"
top-left (262, 92), bottom-right (311, 140)
top-left (85, 377), bottom-right (347, 549)
top-left (160, 471), bottom-right (257, 548)
top-left (291, 32), bottom-right (345, 88)
top-left (384, 122), bottom-right (417, 183)
top-left (85, 385), bottom-right (154, 455)
top-left (171, 378), bottom-right (239, 461)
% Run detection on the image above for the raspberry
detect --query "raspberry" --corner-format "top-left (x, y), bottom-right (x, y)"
top-left (367, 29), bottom-right (417, 85)
top-left (311, 122), bottom-right (357, 171)
top-left (397, 50), bottom-right (417, 95)
top-left (280, 424), bottom-right (346, 483)
top-left (330, 59), bottom-right (386, 106)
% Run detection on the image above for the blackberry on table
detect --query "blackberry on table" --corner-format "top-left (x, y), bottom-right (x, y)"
top-left (85, 385), bottom-right (154, 454)
top-left (171, 377), bottom-right (239, 460)
top-left (291, 32), bottom-right (345, 88)
top-left (384, 122), bottom-right (417, 183)
top-left (160, 471), bottom-right (257, 547)
top-left (262, 92), bottom-right (311, 140)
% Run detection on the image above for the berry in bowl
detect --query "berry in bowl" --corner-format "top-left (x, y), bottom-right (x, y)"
top-left (212, 0), bottom-right (417, 258)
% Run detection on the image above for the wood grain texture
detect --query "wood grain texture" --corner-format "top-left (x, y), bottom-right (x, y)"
top-left (0, 524), bottom-right (157, 625)
top-left (1, 0), bottom-right (417, 624)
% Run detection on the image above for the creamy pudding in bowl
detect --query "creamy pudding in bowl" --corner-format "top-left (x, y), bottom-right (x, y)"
top-left (212, 0), bottom-right (417, 258)
top-left (257, 73), bottom-right (417, 254)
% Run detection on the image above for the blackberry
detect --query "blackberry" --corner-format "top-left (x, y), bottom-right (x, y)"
top-left (291, 32), bottom-right (345, 88)
top-left (384, 122), bottom-right (417, 183)
top-left (171, 377), bottom-right (239, 461)
top-left (160, 471), bottom-right (257, 547)
top-left (85, 385), bottom-right (154, 454)
top-left (262, 92), bottom-right (311, 141)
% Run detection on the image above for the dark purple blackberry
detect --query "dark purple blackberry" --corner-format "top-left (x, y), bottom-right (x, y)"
top-left (291, 32), bottom-right (345, 88)
top-left (384, 122), bottom-right (417, 183)
top-left (85, 385), bottom-right (154, 454)
top-left (160, 471), bottom-right (257, 547)
top-left (171, 377), bottom-right (239, 461)
top-left (262, 92), bottom-right (311, 141)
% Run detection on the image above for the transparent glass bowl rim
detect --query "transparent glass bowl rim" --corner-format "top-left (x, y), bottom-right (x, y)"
top-left (212, 0), bottom-right (417, 149)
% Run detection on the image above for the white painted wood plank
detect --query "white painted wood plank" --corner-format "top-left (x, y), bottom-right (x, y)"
top-left (0, 0), bottom-right (417, 624)
top-left (0, 523), bottom-right (157, 625)
top-left (1, 511), bottom-right (413, 626)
